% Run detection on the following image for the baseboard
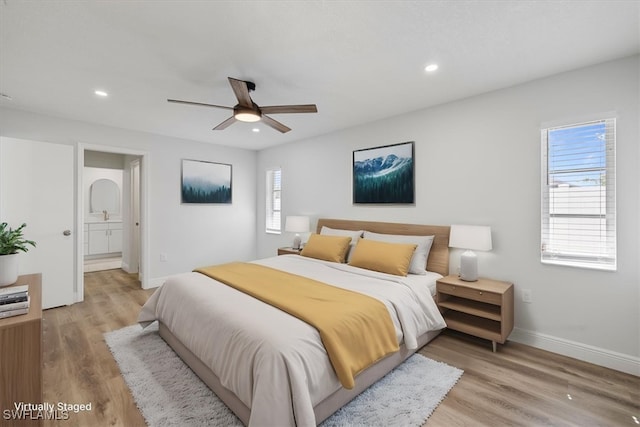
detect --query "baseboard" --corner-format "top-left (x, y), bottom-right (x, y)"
top-left (143, 275), bottom-right (168, 290)
top-left (510, 327), bottom-right (640, 376)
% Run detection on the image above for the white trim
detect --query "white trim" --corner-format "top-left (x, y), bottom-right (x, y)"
top-left (74, 146), bottom-right (84, 303)
top-left (541, 258), bottom-right (617, 271)
top-left (128, 158), bottom-right (141, 277)
top-left (144, 275), bottom-right (171, 290)
top-left (76, 143), bottom-right (151, 301)
top-left (510, 327), bottom-right (640, 376)
top-left (121, 261), bottom-right (131, 273)
top-left (540, 110), bottom-right (618, 129)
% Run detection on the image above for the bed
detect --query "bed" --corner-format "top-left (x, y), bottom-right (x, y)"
top-left (138, 218), bottom-right (450, 426)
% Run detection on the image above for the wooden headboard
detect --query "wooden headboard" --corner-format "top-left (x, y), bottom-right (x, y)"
top-left (316, 218), bottom-right (450, 277)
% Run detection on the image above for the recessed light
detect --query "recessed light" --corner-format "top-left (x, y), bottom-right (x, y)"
top-left (94, 90), bottom-right (108, 97)
top-left (424, 64), bottom-right (438, 72)
top-left (252, 128), bottom-right (260, 133)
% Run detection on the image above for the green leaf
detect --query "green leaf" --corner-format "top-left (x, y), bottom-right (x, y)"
top-left (0, 222), bottom-right (36, 255)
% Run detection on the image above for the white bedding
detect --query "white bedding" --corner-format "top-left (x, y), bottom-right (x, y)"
top-left (138, 255), bottom-right (446, 426)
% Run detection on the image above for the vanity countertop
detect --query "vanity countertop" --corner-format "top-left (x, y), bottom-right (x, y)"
top-left (85, 218), bottom-right (122, 224)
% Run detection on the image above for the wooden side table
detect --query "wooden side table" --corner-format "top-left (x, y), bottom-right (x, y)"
top-left (0, 274), bottom-right (43, 427)
top-left (436, 275), bottom-right (514, 352)
top-left (277, 247), bottom-right (302, 256)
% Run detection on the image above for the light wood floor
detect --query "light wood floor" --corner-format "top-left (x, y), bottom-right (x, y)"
top-left (42, 269), bottom-right (639, 427)
top-left (43, 269), bottom-right (151, 427)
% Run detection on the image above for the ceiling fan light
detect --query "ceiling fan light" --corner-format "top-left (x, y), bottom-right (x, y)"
top-left (235, 109), bottom-right (261, 122)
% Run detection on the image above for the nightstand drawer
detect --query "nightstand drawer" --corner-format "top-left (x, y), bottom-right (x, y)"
top-left (437, 283), bottom-right (502, 305)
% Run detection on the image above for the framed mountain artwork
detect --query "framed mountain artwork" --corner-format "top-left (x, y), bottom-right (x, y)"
top-left (181, 159), bottom-right (232, 204)
top-left (352, 141), bottom-right (414, 204)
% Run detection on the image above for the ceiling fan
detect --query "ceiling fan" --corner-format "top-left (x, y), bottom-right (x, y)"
top-left (168, 77), bottom-right (318, 133)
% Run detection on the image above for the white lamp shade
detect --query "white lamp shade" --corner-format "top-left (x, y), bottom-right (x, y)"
top-left (449, 225), bottom-right (492, 281)
top-left (285, 216), bottom-right (310, 233)
top-left (449, 225), bottom-right (492, 251)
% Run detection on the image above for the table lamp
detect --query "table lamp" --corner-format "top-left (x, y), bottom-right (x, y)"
top-left (285, 216), bottom-right (309, 250)
top-left (449, 225), bottom-right (492, 281)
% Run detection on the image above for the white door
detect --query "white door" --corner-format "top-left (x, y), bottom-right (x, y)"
top-left (0, 137), bottom-right (75, 309)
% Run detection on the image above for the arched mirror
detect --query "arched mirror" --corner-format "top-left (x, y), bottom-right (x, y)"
top-left (90, 178), bottom-right (120, 214)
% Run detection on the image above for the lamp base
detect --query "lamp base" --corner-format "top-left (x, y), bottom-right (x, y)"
top-left (459, 250), bottom-right (478, 281)
top-left (292, 234), bottom-right (301, 250)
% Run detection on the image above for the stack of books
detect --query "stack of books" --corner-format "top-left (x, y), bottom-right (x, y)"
top-left (0, 284), bottom-right (30, 319)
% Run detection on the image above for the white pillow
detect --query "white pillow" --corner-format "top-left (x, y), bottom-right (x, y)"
top-left (320, 226), bottom-right (364, 262)
top-left (362, 231), bottom-right (434, 275)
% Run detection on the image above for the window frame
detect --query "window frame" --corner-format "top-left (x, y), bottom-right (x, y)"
top-left (265, 167), bottom-right (282, 234)
top-left (540, 117), bottom-right (616, 271)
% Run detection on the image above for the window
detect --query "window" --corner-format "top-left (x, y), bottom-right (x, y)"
top-left (266, 168), bottom-right (282, 233)
top-left (541, 118), bottom-right (616, 270)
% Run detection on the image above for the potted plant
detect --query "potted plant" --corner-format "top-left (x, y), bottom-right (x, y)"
top-left (0, 222), bottom-right (36, 287)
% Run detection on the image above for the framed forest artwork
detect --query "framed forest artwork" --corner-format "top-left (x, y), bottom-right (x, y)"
top-left (353, 141), bottom-right (414, 204)
top-left (181, 159), bottom-right (232, 204)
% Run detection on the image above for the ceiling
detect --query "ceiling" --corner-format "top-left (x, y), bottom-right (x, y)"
top-left (1, 1), bottom-right (638, 151)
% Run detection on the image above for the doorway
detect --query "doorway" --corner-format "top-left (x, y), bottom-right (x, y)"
top-left (76, 144), bottom-right (148, 302)
top-left (83, 151), bottom-right (126, 272)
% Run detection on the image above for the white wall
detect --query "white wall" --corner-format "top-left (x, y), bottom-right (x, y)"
top-left (0, 107), bottom-right (258, 285)
top-left (85, 150), bottom-right (126, 169)
top-left (256, 56), bottom-right (640, 373)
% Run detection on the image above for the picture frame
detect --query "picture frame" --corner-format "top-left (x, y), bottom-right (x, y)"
top-left (181, 159), bottom-right (232, 204)
top-left (353, 141), bottom-right (415, 204)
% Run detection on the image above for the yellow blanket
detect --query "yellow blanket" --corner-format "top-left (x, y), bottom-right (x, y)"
top-left (195, 262), bottom-right (399, 389)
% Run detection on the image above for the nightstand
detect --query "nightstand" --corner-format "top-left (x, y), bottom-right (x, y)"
top-left (436, 275), bottom-right (514, 352)
top-left (0, 274), bottom-right (42, 427)
top-left (277, 247), bottom-right (302, 256)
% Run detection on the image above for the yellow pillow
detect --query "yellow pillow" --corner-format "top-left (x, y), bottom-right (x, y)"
top-left (348, 239), bottom-right (417, 276)
top-left (300, 234), bottom-right (352, 263)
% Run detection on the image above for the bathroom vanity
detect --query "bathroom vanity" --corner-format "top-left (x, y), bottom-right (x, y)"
top-left (84, 220), bottom-right (123, 255)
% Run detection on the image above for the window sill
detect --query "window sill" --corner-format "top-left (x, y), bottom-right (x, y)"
top-left (541, 258), bottom-right (616, 272)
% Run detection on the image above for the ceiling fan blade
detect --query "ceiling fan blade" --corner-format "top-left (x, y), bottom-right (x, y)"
top-left (167, 99), bottom-right (233, 110)
top-left (262, 115), bottom-right (291, 133)
top-left (228, 77), bottom-right (254, 108)
top-left (260, 104), bottom-right (318, 114)
top-left (213, 116), bottom-right (236, 130)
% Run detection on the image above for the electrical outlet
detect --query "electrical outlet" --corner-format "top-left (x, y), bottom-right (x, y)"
top-left (160, 253), bottom-right (168, 262)
top-left (522, 289), bottom-right (532, 303)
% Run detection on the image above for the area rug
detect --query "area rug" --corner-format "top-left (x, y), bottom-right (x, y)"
top-left (105, 323), bottom-right (463, 427)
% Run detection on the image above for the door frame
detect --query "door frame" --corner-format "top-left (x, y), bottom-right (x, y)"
top-left (129, 157), bottom-right (141, 277)
top-left (76, 143), bottom-right (150, 302)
